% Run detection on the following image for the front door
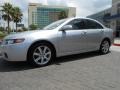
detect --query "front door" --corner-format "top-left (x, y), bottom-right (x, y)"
top-left (58, 19), bottom-right (87, 55)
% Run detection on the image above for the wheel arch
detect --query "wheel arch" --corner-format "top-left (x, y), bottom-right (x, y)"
top-left (27, 40), bottom-right (56, 60)
top-left (101, 37), bottom-right (111, 46)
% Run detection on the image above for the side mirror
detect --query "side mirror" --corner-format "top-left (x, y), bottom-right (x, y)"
top-left (60, 25), bottom-right (73, 31)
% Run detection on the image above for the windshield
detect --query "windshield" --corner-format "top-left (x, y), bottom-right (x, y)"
top-left (43, 19), bottom-right (67, 30)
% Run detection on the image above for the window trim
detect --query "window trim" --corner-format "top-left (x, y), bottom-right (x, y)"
top-left (64, 19), bottom-right (104, 30)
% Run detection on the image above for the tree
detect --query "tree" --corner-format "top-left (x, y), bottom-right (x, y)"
top-left (58, 11), bottom-right (67, 20)
top-left (2, 3), bottom-right (13, 34)
top-left (12, 7), bottom-right (23, 31)
top-left (29, 24), bottom-right (37, 30)
top-left (0, 27), bottom-right (4, 31)
top-left (22, 27), bottom-right (28, 31)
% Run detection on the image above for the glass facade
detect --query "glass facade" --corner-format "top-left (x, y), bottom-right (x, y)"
top-left (32, 7), bottom-right (68, 29)
top-left (115, 3), bottom-right (120, 37)
top-left (88, 0), bottom-right (120, 38)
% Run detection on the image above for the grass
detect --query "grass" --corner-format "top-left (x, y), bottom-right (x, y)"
top-left (0, 31), bottom-right (7, 39)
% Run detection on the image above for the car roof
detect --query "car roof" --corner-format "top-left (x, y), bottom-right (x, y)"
top-left (68, 17), bottom-right (99, 22)
top-left (66, 17), bottom-right (105, 28)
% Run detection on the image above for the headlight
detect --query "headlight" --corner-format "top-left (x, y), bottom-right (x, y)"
top-left (5, 38), bottom-right (25, 45)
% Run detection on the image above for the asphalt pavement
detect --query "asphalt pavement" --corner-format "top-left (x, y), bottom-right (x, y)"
top-left (0, 46), bottom-right (120, 90)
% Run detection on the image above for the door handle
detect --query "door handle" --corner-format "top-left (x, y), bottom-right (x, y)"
top-left (101, 30), bottom-right (104, 33)
top-left (83, 31), bottom-right (87, 34)
top-left (81, 31), bottom-right (86, 36)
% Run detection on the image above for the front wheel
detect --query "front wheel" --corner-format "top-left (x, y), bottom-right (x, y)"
top-left (99, 40), bottom-right (110, 54)
top-left (28, 43), bottom-right (55, 67)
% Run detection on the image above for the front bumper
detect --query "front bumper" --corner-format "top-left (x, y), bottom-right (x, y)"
top-left (0, 42), bottom-right (29, 61)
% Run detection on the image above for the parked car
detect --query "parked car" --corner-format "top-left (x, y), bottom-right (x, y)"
top-left (0, 17), bottom-right (114, 66)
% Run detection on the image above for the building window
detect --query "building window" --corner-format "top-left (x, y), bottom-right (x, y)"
top-left (116, 20), bottom-right (120, 31)
top-left (117, 3), bottom-right (120, 7)
top-left (32, 7), bottom-right (69, 29)
top-left (117, 3), bottom-right (120, 14)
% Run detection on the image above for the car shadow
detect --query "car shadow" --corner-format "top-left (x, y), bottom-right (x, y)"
top-left (53, 51), bottom-right (106, 65)
top-left (0, 60), bottom-right (35, 72)
top-left (0, 51), bottom-right (109, 72)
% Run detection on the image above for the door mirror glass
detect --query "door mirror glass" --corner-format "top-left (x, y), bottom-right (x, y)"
top-left (60, 25), bottom-right (73, 31)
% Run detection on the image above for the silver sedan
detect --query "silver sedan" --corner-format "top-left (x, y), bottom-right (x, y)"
top-left (0, 17), bottom-right (114, 66)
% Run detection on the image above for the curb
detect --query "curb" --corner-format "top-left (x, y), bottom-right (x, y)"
top-left (113, 43), bottom-right (120, 46)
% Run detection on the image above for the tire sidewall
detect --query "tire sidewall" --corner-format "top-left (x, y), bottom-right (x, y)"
top-left (28, 43), bottom-right (55, 67)
top-left (100, 40), bottom-right (110, 54)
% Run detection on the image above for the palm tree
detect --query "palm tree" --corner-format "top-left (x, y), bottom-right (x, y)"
top-left (12, 7), bottom-right (23, 31)
top-left (2, 3), bottom-right (13, 34)
top-left (58, 11), bottom-right (68, 20)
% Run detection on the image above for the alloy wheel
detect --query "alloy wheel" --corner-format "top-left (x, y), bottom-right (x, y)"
top-left (33, 46), bottom-right (52, 65)
top-left (101, 40), bottom-right (110, 54)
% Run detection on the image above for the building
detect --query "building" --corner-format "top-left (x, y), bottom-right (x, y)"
top-left (88, 8), bottom-right (111, 28)
top-left (28, 3), bottom-right (76, 29)
top-left (0, 12), bottom-right (2, 27)
top-left (0, 2), bottom-right (5, 28)
top-left (88, 0), bottom-right (120, 38)
top-left (111, 0), bottom-right (120, 37)
top-left (0, 10), bottom-right (3, 27)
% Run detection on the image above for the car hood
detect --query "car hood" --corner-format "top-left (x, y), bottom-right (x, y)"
top-left (4, 30), bottom-right (55, 39)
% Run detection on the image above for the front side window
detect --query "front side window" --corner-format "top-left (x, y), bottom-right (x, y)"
top-left (67, 19), bottom-right (86, 30)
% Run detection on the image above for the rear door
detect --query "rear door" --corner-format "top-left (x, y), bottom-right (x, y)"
top-left (83, 19), bottom-right (104, 50)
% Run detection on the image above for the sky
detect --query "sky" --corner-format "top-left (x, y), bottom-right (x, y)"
top-left (0, 0), bottom-right (112, 27)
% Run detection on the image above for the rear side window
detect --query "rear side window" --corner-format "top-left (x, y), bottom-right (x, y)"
top-left (85, 19), bottom-right (104, 29)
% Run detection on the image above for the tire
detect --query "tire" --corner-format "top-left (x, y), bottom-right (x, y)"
top-left (27, 42), bottom-right (55, 67)
top-left (99, 40), bottom-right (110, 54)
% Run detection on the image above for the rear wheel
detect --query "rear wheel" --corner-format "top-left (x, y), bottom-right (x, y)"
top-left (28, 43), bottom-right (55, 67)
top-left (99, 40), bottom-right (110, 54)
